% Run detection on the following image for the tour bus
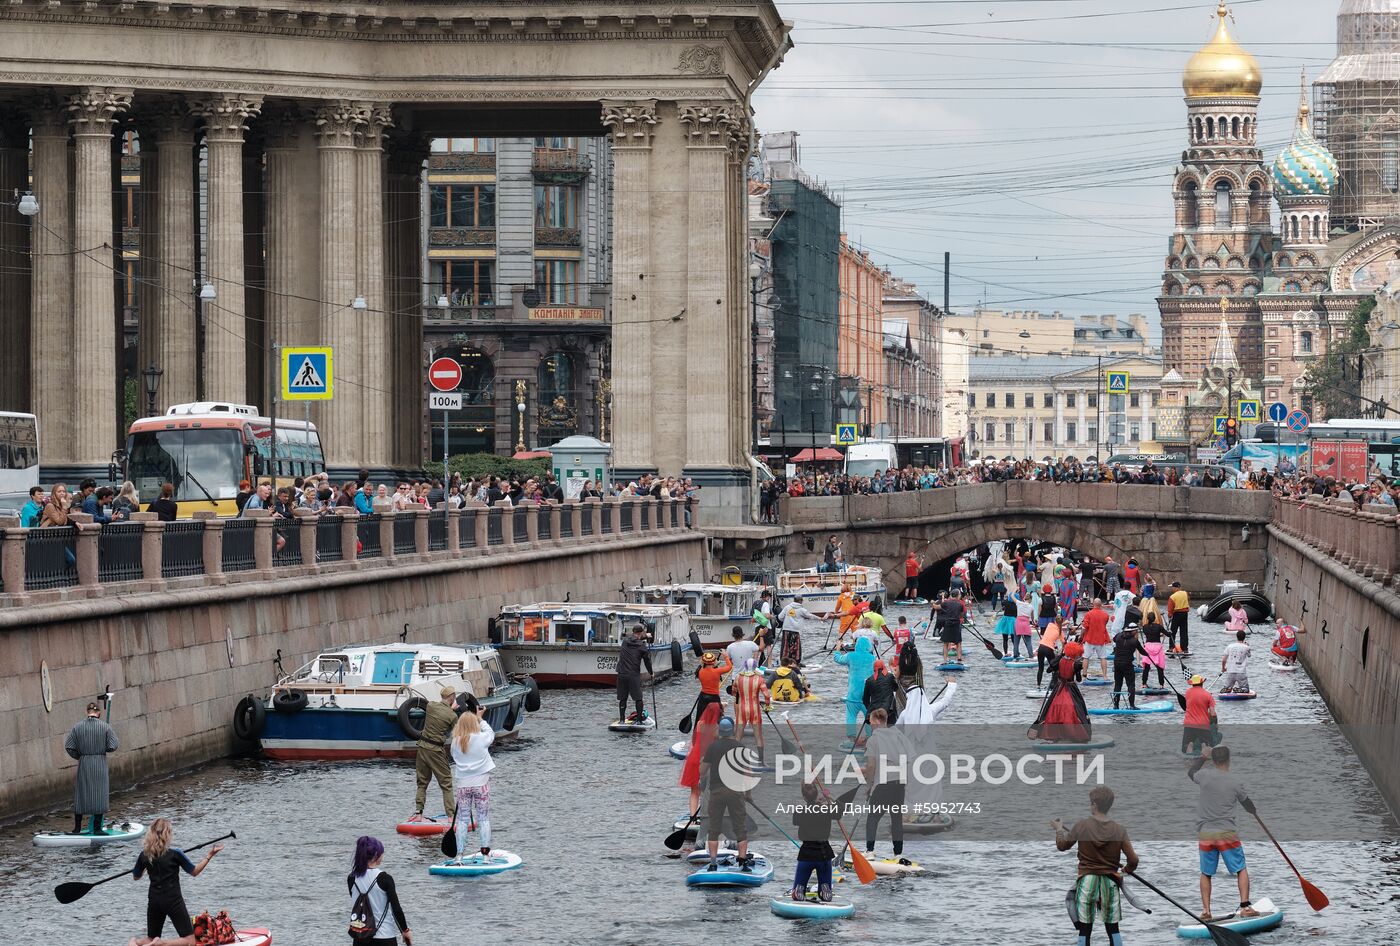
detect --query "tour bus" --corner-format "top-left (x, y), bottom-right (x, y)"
top-left (125, 402), bottom-right (325, 516)
top-left (0, 411), bottom-right (39, 516)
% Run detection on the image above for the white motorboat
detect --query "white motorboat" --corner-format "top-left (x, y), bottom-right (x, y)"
top-left (491, 602), bottom-right (690, 686)
top-left (628, 581), bottom-right (763, 649)
top-left (775, 564), bottom-right (885, 607)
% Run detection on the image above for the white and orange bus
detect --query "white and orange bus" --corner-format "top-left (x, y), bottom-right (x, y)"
top-left (125, 402), bottom-right (325, 517)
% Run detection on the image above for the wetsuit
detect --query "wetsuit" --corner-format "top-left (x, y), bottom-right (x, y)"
top-left (616, 634), bottom-right (654, 723)
top-left (1111, 631), bottom-right (1148, 710)
top-left (134, 848), bottom-right (197, 939)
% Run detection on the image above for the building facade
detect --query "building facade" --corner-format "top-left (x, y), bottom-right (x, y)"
top-left (945, 308), bottom-right (1152, 360)
top-left (421, 135), bottom-right (612, 457)
top-left (837, 234), bottom-right (886, 435)
top-left (881, 277), bottom-right (942, 438)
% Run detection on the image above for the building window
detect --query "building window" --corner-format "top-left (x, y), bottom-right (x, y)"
top-left (429, 184), bottom-right (496, 228)
top-left (1268, 327), bottom-right (1277, 337)
top-left (1087, 425), bottom-right (1098, 444)
top-left (1066, 393), bottom-right (1076, 408)
top-left (123, 185), bottom-right (139, 229)
top-left (1088, 394), bottom-right (1098, 408)
top-left (1299, 331), bottom-right (1313, 353)
top-left (538, 351), bottom-right (580, 441)
top-left (1268, 345), bottom-right (1277, 355)
top-left (1043, 393), bottom-right (1054, 408)
top-left (1043, 421), bottom-right (1054, 442)
top-left (984, 393), bottom-right (994, 408)
top-left (1003, 393), bottom-right (1015, 408)
top-left (1268, 362), bottom-right (1278, 375)
top-left (984, 421), bottom-right (995, 443)
top-left (1129, 393), bottom-right (1140, 408)
top-left (123, 260), bottom-right (139, 310)
top-left (429, 259), bottom-right (494, 306)
top-left (535, 184), bottom-right (579, 229)
top-left (1215, 181), bottom-right (1232, 227)
top-left (1004, 422), bottom-right (1014, 442)
top-left (1151, 421), bottom-right (1159, 440)
top-left (1066, 421), bottom-right (1077, 442)
top-left (1023, 393), bottom-right (1034, 409)
top-left (534, 259), bottom-right (580, 304)
top-left (1151, 392), bottom-right (1160, 407)
top-left (1130, 423), bottom-right (1141, 441)
top-left (431, 137), bottom-right (495, 153)
top-left (967, 393), bottom-right (975, 409)
top-left (534, 136), bottom-right (578, 150)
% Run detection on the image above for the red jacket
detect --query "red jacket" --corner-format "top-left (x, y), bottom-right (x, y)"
top-left (1080, 608), bottom-right (1111, 646)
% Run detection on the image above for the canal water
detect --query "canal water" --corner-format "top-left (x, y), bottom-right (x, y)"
top-left (4, 608), bottom-right (1397, 945)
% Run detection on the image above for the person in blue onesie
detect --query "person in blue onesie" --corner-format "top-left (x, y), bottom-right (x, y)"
top-left (832, 636), bottom-right (875, 740)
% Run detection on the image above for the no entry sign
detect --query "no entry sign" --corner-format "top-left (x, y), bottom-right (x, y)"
top-left (429, 357), bottom-right (462, 392)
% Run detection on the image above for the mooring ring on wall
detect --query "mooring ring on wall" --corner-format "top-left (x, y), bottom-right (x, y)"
top-left (40, 659), bottom-right (53, 713)
top-left (226, 626), bottom-right (235, 668)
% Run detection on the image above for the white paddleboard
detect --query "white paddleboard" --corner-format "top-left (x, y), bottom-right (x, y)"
top-left (608, 716), bottom-right (657, 732)
top-left (1025, 688), bottom-right (1049, 699)
top-left (1267, 660), bottom-right (1300, 672)
top-left (843, 851), bottom-right (923, 875)
top-left (33, 820), bottom-right (145, 848)
top-left (1175, 896), bottom-right (1282, 939)
top-left (428, 850), bottom-right (523, 876)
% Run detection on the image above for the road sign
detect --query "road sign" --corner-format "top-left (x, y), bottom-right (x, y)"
top-left (1213, 415), bottom-right (1227, 435)
top-left (1106, 371), bottom-right (1129, 393)
top-left (1198, 448), bottom-right (1223, 461)
top-left (429, 357), bottom-right (463, 392)
top-left (283, 347), bottom-right (332, 400)
top-left (1267, 401), bottom-right (1289, 423)
top-left (1286, 409), bottom-right (1310, 433)
top-left (835, 424), bottom-right (858, 446)
top-left (429, 392), bottom-right (462, 411)
top-left (1237, 399), bottom-right (1260, 421)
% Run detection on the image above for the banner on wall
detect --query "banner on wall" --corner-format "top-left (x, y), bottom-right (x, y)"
top-left (1310, 440), bottom-right (1368, 482)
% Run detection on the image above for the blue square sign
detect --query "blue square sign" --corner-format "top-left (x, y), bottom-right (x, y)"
top-left (283, 347), bottom-right (333, 400)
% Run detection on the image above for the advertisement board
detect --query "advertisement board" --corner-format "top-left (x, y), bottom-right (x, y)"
top-left (1310, 440), bottom-right (1368, 481)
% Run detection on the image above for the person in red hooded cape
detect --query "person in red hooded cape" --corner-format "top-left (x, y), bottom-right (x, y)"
top-left (680, 704), bottom-right (723, 818)
top-left (1028, 640), bottom-right (1091, 744)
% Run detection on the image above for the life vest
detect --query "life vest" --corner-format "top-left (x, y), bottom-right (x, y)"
top-left (770, 668), bottom-right (803, 702)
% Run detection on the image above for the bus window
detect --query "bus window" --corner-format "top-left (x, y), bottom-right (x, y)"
top-left (127, 427), bottom-right (244, 503)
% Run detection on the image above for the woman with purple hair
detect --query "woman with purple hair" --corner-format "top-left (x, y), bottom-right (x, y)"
top-left (348, 836), bottom-right (411, 945)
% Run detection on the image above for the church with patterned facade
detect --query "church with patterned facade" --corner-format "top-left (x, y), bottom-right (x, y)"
top-left (1158, 1), bottom-right (1400, 446)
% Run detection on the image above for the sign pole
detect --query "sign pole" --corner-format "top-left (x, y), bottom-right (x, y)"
top-left (270, 339), bottom-right (279, 486)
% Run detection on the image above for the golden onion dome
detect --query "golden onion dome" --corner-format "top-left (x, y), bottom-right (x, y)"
top-left (1182, 3), bottom-right (1262, 98)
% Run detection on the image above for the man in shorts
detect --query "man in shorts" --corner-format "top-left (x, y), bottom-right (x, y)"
top-left (1079, 598), bottom-right (1112, 680)
top-left (700, 717), bottom-right (753, 871)
top-left (1053, 784), bottom-right (1139, 946)
top-left (1189, 745), bottom-right (1259, 922)
top-left (1220, 630), bottom-right (1251, 693)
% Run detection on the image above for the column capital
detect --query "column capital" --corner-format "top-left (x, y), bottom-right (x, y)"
top-left (385, 127), bottom-right (430, 176)
top-left (677, 101), bottom-right (739, 147)
top-left (134, 98), bottom-right (197, 144)
top-left (191, 93), bottom-right (262, 142)
top-left (261, 102), bottom-right (308, 149)
top-left (67, 87), bottom-right (132, 136)
top-left (601, 99), bottom-right (658, 147)
top-left (314, 100), bottom-right (364, 147)
top-left (353, 102), bottom-right (394, 150)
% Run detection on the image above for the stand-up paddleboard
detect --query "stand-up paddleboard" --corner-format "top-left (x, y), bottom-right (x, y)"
top-left (843, 850), bottom-right (923, 876)
top-left (1030, 737), bottom-right (1115, 752)
top-left (1217, 691), bottom-right (1258, 701)
top-left (397, 814), bottom-right (450, 836)
top-left (428, 850), bottom-right (523, 877)
top-left (1025, 688), bottom-right (1049, 699)
top-left (608, 715), bottom-right (657, 733)
top-left (686, 852), bottom-right (772, 887)
top-left (771, 694), bottom-right (822, 706)
top-left (1167, 651), bottom-right (1193, 659)
top-left (903, 812), bottom-right (954, 834)
top-left (799, 663), bottom-right (826, 674)
top-left (33, 820), bottom-right (145, 848)
top-left (1142, 687), bottom-right (1172, 696)
top-left (1002, 660), bottom-right (1037, 669)
top-left (669, 740), bottom-right (690, 760)
top-left (1267, 660), bottom-right (1299, 672)
top-left (770, 896), bottom-right (855, 920)
top-left (1088, 699), bottom-right (1174, 716)
top-left (1081, 678), bottom-right (1112, 687)
top-left (934, 662), bottom-right (967, 672)
top-left (231, 929), bottom-right (273, 946)
top-left (1175, 897), bottom-right (1282, 939)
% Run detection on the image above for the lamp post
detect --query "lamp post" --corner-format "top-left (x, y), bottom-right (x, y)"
top-left (515, 379), bottom-right (527, 453)
top-left (750, 261), bottom-right (761, 454)
top-left (141, 364), bottom-right (164, 417)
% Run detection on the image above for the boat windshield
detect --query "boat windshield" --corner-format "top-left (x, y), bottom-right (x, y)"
top-left (554, 619), bottom-right (587, 643)
top-left (478, 653), bottom-right (506, 688)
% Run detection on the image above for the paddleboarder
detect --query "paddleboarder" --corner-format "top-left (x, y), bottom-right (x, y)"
top-left (1111, 625), bottom-right (1148, 710)
top-left (695, 651), bottom-right (732, 720)
top-left (65, 700), bottom-right (118, 835)
top-left (1139, 611), bottom-right (1168, 689)
top-left (898, 674), bottom-right (958, 828)
top-left (833, 636), bottom-right (876, 738)
top-left (726, 626), bottom-right (760, 674)
top-left (1012, 589), bottom-right (1037, 659)
top-left (1225, 601), bottom-right (1249, 637)
top-left (776, 595), bottom-right (821, 665)
top-left (995, 594), bottom-right (1018, 655)
top-left (1052, 785), bottom-right (1139, 946)
top-left (701, 717), bottom-right (753, 871)
top-left (1035, 620), bottom-right (1064, 690)
top-left (769, 659), bottom-right (810, 703)
top-left (1056, 565), bottom-right (1081, 625)
top-left (128, 818), bottom-right (222, 946)
top-left (1080, 599), bottom-right (1111, 682)
top-left (733, 658), bottom-right (771, 760)
top-left (681, 704), bottom-right (724, 819)
top-left (1188, 746), bottom-right (1260, 922)
top-left (1167, 583), bottom-right (1191, 654)
top-left (1029, 641), bottom-right (1090, 745)
top-left (1220, 630), bottom-right (1252, 694)
top-left (902, 549), bottom-right (923, 601)
top-left (1182, 675), bottom-right (1217, 755)
top-left (862, 660), bottom-right (899, 720)
top-left (933, 592), bottom-right (966, 666)
top-left (412, 686), bottom-right (457, 821)
top-left (1272, 621), bottom-right (1302, 665)
top-left (616, 624), bottom-right (654, 725)
top-left (348, 836), bottom-right (412, 945)
top-left (752, 590), bottom-right (776, 665)
top-left (789, 781), bottom-right (839, 901)
top-left (862, 708), bottom-right (911, 860)
top-left (447, 697), bottom-right (495, 862)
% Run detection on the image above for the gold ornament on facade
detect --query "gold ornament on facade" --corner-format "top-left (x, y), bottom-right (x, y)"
top-left (1181, 3), bottom-right (1261, 98)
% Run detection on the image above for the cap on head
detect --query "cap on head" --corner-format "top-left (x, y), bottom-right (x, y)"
top-left (439, 685), bottom-right (456, 699)
top-left (1189, 674), bottom-right (1204, 686)
top-left (701, 651), bottom-right (718, 665)
top-left (717, 716), bottom-right (735, 735)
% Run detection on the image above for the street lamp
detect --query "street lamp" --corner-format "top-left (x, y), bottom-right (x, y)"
top-left (750, 260), bottom-right (762, 453)
top-left (199, 282), bottom-right (217, 300)
top-left (351, 295), bottom-right (368, 311)
top-left (515, 379), bottom-right (527, 453)
top-left (15, 191), bottom-right (38, 216)
top-left (142, 364), bottom-right (164, 417)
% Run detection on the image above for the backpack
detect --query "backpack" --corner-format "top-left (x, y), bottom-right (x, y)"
top-left (348, 874), bottom-right (383, 942)
top-left (192, 911), bottom-right (237, 946)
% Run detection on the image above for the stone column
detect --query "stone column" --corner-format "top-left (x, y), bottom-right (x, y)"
top-left (263, 105), bottom-right (322, 367)
top-left (385, 130), bottom-right (427, 469)
top-left (30, 99), bottom-right (73, 464)
top-left (144, 103), bottom-right (198, 409)
top-left (69, 88), bottom-right (131, 466)
top-left (192, 94), bottom-right (261, 404)
top-left (355, 103), bottom-right (392, 465)
top-left (0, 110), bottom-right (31, 413)
top-left (315, 102), bottom-right (362, 468)
top-left (601, 100), bottom-right (658, 474)
top-left (1077, 390), bottom-right (1087, 445)
top-left (243, 131), bottom-right (266, 405)
top-left (1054, 391), bottom-right (1064, 448)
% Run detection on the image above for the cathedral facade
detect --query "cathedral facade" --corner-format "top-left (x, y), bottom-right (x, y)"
top-left (1157, 2), bottom-right (1400, 445)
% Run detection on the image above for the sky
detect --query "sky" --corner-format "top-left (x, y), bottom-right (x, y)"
top-left (751, 0), bottom-right (1344, 332)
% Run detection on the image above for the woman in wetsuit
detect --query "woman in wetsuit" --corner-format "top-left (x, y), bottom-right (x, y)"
top-left (129, 817), bottom-right (222, 946)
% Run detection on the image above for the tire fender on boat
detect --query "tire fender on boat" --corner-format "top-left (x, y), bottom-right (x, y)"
top-left (233, 695), bottom-right (266, 740)
top-left (670, 640), bottom-right (684, 674)
top-left (689, 630), bottom-right (704, 658)
top-left (523, 676), bottom-right (542, 713)
top-left (503, 697), bottom-right (521, 732)
top-left (397, 696), bottom-right (428, 739)
top-left (272, 689), bottom-right (308, 714)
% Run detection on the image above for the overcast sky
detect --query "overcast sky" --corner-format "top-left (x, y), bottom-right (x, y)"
top-left (752, 0), bottom-right (1343, 331)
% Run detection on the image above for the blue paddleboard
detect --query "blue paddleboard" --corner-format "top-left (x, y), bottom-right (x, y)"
top-left (770, 897), bottom-right (855, 919)
top-left (428, 851), bottom-right (523, 877)
top-left (1088, 699), bottom-right (1174, 716)
top-left (686, 852), bottom-right (772, 887)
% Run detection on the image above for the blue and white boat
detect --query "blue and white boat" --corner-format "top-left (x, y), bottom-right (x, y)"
top-left (237, 642), bottom-right (535, 760)
top-left (775, 564), bottom-right (884, 608)
top-left (628, 581), bottom-right (763, 649)
top-left (490, 602), bottom-right (689, 687)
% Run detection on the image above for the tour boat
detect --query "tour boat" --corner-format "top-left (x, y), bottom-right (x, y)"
top-left (490, 602), bottom-right (690, 686)
top-left (627, 581), bottom-right (763, 649)
top-left (239, 643), bottom-right (535, 760)
top-left (775, 564), bottom-right (885, 607)
top-left (1197, 580), bottom-right (1273, 624)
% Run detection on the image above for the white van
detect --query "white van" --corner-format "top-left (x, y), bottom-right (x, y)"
top-left (845, 441), bottom-right (898, 478)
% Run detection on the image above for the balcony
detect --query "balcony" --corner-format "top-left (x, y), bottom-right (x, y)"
top-left (429, 226), bottom-right (496, 248)
top-left (424, 304), bottom-right (508, 323)
top-left (532, 148), bottom-right (591, 182)
top-left (534, 226), bottom-right (581, 248)
top-left (428, 152), bottom-right (496, 172)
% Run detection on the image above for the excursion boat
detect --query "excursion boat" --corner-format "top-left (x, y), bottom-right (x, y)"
top-left (627, 581), bottom-right (763, 649)
top-left (232, 643), bottom-right (537, 760)
top-left (490, 602), bottom-right (690, 686)
top-left (1197, 580), bottom-right (1273, 624)
top-left (775, 564), bottom-right (885, 607)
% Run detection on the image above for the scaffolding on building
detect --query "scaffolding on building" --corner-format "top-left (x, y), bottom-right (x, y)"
top-left (1315, 0), bottom-right (1400, 230)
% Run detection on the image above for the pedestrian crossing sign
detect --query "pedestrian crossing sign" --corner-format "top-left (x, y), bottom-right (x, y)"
top-left (1105, 371), bottom-right (1129, 393)
top-left (1214, 415), bottom-right (1227, 434)
top-left (835, 424), bottom-right (859, 446)
top-left (283, 347), bottom-right (333, 400)
top-left (1236, 399), bottom-right (1260, 421)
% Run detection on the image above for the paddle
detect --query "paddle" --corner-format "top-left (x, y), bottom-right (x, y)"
top-left (663, 809), bottom-right (701, 851)
top-left (441, 803), bottom-right (459, 858)
top-left (1161, 669), bottom-right (1189, 711)
top-left (1126, 872), bottom-right (1249, 946)
top-left (1249, 808), bottom-right (1329, 911)
top-left (678, 693), bottom-right (701, 735)
top-left (962, 617), bottom-right (1004, 660)
top-left (761, 707), bottom-right (798, 756)
top-left (781, 715), bottom-right (876, 885)
top-left (56, 831), bottom-right (235, 904)
top-left (744, 796), bottom-right (800, 848)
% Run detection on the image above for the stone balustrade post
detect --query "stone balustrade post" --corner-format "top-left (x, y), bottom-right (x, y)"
top-left (379, 510), bottom-right (397, 562)
top-left (414, 507), bottom-right (430, 556)
top-left (441, 504), bottom-right (461, 552)
top-left (70, 513), bottom-right (100, 587)
top-left (471, 502), bottom-right (489, 549)
top-left (1373, 512), bottom-right (1400, 583)
top-left (296, 508), bottom-right (318, 568)
top-left (244, 508), bottom-right (274, 572)
top-left (196, 511), bottom-right (224, 579)
top-left (338, 508), bottom-right (360, 563)
top-left (521, 500), bottom-right (540, 543)
top-left (566, 499), bottom-right (582, 542)
top-left (642, 496), bottom-right (658, 531)
top-left (583, 497), bottom-right (600, 536)
top-left (1, 526), bottom-right (27, 596)
top-left (605, 497), bottom-right (621, 537)
top-left (548, 503), bottom-right (563, 546)
top-left (132, 511), bottom-right (162, 585)
top-left (495, 500), bottom-right (515, 546)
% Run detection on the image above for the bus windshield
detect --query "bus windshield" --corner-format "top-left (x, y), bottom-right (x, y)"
top-left (127, 428), bottom-right (245, 504)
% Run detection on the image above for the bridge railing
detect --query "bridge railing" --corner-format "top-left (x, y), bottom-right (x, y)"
top-left (0, 496), bottom-right (695, 605)
top-left (1271, 494), bottom-right (1400, 587)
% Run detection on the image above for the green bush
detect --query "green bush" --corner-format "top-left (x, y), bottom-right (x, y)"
top-left (423, 453), bottom-right (551, 482)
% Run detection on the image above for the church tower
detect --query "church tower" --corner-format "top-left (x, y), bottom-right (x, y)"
top-left (1159, 3), bottom-right (1272, 382)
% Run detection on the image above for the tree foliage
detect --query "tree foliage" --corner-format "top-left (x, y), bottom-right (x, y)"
top-left (422, 453), bottom-right (551, 482)
top-left (1301, 297), bottom-right (1374, 419)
